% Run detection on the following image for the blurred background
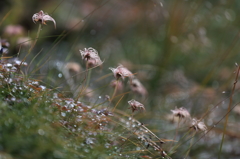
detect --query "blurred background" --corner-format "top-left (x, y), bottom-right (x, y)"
top-left (1, 0), bottom-right (240, 158)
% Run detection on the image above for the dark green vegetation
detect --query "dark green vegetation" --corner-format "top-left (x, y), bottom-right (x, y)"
top-left (1, 0), bottom-right (240, 158)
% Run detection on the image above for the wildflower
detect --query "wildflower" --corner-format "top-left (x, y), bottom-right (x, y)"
top-left (17, 37), bottom-right (32, 47)
top-left (110, 80), bottom-right (123, 92)
top-left (128, 99), bottom-right (145, 113)
top-left (83, 87), bottom-right (94, 98)
top-left (64, 62), bottom-right (82, 75)
top-left (105, 95), bottom-right (110, 101)
top-left (0, 39), bottom-right (2, 54)
top-left (4, 25), bottom-right (24, 36)
top-left (171, 107), bottom-right (190, 119)
top-left (0, 38), bottom-right (9, 55)
top-left (190, 118), bottom-right (207, 132)
top-left (109, 65), bottom-right (134, 80)
top-left (1, 39), bottom-right (10, 48)
top-left (32, 10), bottom-right (56, 28)
top-left (130, 78), bottom-right (148, 97)
top-left (79, 47), bottom-right (102, 68)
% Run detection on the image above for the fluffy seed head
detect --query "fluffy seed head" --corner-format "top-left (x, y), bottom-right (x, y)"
top-left (130, 78), bottom-right (148, 97)
top-left (79, 47), bottom-right (102, 68)
top-left (171, 107), bottom-right (190, 119)
top-left (109, 65), bottom-right (133, 80)
top-left (190, 118), bottom-right (207, 132)
top-left (32, 10), bottom-right (56, 29)
top-left (128, 99), bottom-right (145, 113)
top-left (110, 80), bottom-right (123, 92)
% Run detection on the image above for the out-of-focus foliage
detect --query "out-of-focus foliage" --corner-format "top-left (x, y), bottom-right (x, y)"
top-left (0, 60), bottom-right (171, 158)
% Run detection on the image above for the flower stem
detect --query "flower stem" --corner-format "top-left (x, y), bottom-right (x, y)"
top-left (76, 64), bottom-right (92, 100)
top-left (110, 79), bottom-right (118, 103)
top-left (218, 65), bottom-right (240, 158)
top-left (185, 131), bottom-right (196, 158)
top-left (30, 24), bottom-right (42, 52)
top-left (170, 118), bottom-right (181, 151)
top-left (21, 24), bottom-right (42, 70)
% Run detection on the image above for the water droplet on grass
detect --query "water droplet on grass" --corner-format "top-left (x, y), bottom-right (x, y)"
top-left (84, 148), bottom-right (89, 153)
top-left (58, 73), bottom-right (63, 78)
top-left (38, 129), bottom-right (45, 135)
top-left (61, 112), bottom-right (66, 117)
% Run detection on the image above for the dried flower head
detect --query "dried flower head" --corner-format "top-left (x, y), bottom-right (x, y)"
top-left (79, 47), bottom-right (102, 68)
top-left (4, 25), bottom-right (24, 36)
top-left (110, 80), bottom-right (123, 92)
top-left (64, 62), bottom-right (82, 74)
top-left (32, 10), bottom-right (56, 28)
top-left (0, 39), bottom-right (10, 48)
top-left (128, 99), bottom-right (145, 113)
top-left (105, 95), bottom-right (110, 101)
top-left (17, 37), bottom-right (32, 47)
top-left (0, 38), bottom-right (10, 55)
top-left (130, 78), bottom-right (148, 97)
top-left (0, 38), bottom-right (2, 54)
top-left (95, 108), bottom-right (113, 116)
top-left (82, 87), bottom-right (94, 98)
top-left (190, 118), bottom-right (207, 132)
top-left (109, 65), bottom-right (134, 80)
top-left (171, 107), bottom-right (190, 119)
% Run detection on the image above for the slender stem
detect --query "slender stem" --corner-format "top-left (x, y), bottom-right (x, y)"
top-left (218, 65), bottom-right (240, 158)
top-left (21, 24), bottom-right (42, 71)
top-left (176, 118), bottom-right (181, 138)
top-left (170, 117), bottom-right (181, 151)
top-left (112, 94), bottom-right (124, 112)
top-left (169, 129), bottom-right (191, 156)
top-left (86, 69), bottom-right (92, 89)
top-left (76, 63), bottom-right (91, 100)
top-left (30, 24), bottom-right (42, 52)
top-left (185, 131), bottom-right (196, 158)
top-left (110, 79), bottom-right (119, 103)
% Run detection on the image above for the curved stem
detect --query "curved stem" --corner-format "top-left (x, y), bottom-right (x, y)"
top-left (218, 65), bottom-right (240, 158)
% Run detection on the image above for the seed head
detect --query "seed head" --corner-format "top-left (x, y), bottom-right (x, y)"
top-left (32, 10), bottom-right (56, 29)
top-left (0, 38), bottom-right (10, 54)
top-left (190, 118), bottom-right (207, 132)
top-left (4, 25), bottom-right (24, 36)
top-left (171, 107), bottom-right (190, 119)
top-left (79, 47), bottom-right (102, 68)
top-left (110, 80), bottom-right (123, 92)
top-left (130, 78), bottom-right (148, 97)
top-left (109, 65), bottom-right (134, 80)
top-left (128, 99), bottom-right (145, 113)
